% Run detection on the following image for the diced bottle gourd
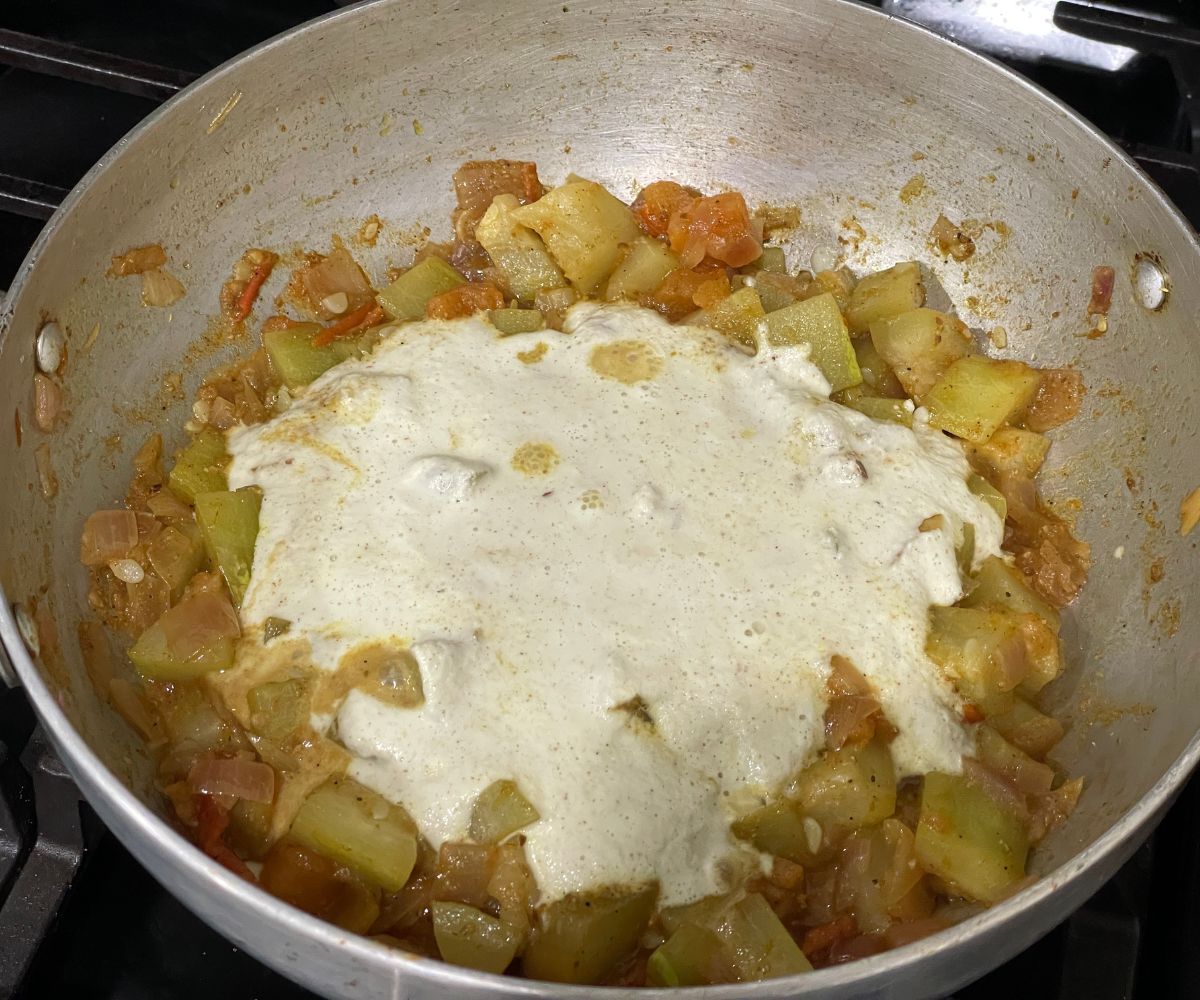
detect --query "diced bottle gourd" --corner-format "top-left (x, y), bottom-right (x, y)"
top-left (835, 386), bottom-right (913, 426)
top-left (248, 678), bottom-right (309, 741)
top-left (748, 246), bottom-right (787, 274)
top-left (968, 425), bottom-right (1050, 479)
top-left (469, 779), bottom-right (540, 844)
top-left (967, 472), bottom-right (1008, 522)
top-left (730, 797), bottom-right (820, 865)
top-left (288, 776), bottom-right (418, 892)
top-left (474, 193), bottom-right (566, 303)
top-left (521, 884), bottom-right (657, 984)
top-left (763, 292), bottom-right (862, 393)
top-left (432, 901), bottom-right (521, 974)
top-left (988, 697), bottom-right (1065, 759)
top-left (790, 739), bottom-right (896, 830)
top-left (844, 261), bottom-right (924, 335)
top-left (869, 307), bottom-right (970, 399)
top-left (263, 323), bottom-right (362, 389)
top-left (260, 838), bottom-right (381, 934)
top-left (168, 427), bottom-right (228, 501)
top-left (961, 556), bottom-right (1060, 631)
top-left (604, 235), bottom-right (680, 302)
top-left (511, 180), bottom-right (642, 296)
top-left (194, 488), bottom-right (261, 606)
top-left (853, 335), bottom-right (907, 398)
top-left (127, 589), bottom-right (239, 680)
top-left (651, 892), bottom-right (811, 985)
top-left (488, 308), bottom-right (545, 336)
top-left (915, 772), bottom-right (1028, 903)
top-left (924, 356), bottom-right (1042, 444)
top-left (693, 286), bottom-right (767, 352)
top-left (925, 606), bottom-right (1027, 715)
top-left (646, 923), bottom-right (731, 986)
top-left (145, 524), bottom-right (206, 599)
top-left (976, 725), bottom-right (1055, 795)
top-left (376, 257), bottom-right (465, 321)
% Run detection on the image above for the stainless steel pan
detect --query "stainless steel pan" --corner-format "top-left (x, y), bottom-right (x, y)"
top-left (1, 1), bottom-right (1198, 996)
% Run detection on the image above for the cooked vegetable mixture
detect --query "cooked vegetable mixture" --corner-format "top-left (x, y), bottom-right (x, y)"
top-left (81, 162), bottom-right (1089, 985)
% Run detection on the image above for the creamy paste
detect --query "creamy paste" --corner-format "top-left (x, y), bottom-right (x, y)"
top-left (227, 302), bottom-right (1003, 905)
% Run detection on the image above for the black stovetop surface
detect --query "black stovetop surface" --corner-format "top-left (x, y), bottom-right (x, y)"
top-left (1, 2), bottom-right (1198, 998)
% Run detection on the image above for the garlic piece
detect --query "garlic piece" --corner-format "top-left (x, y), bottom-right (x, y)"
top-left (322, 291), bottom-right (349, 315)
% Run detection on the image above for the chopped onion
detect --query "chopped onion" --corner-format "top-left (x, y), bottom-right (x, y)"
top-left (109, 244), bottom-right (167, 277)
top-left (1029, 776), bottom-right (1084, 842)
top-left (146, 490), bottom-right (193, 523)
top-left (825, 694), bottom-right (882, 750)
top-left (32, 373), bottom-right (63, 432)
top-left (301, 248), bottom-right (373, 315)
top-left (188, 756), bottom-right (275, 804)
top-left (141, 269), bottom-right (186, 307)
top-left (824, 654), bottom-right (882, 749)
top-left (109, 678), bottom-right (165, 746)
top-left (109, 558), bottom-right (146, 584)
top-left (207, 396), bottom-right (237, 430)
top-left (161, 589), bottom-right (241, 661)
top-left (78, 619), bottom-right (116, 695)
top-left (80, 510), bottom-right (139, 566)
top-left (963, 758), bottom-right (1029, 821)
top-left (929, 214), bottom-right (976, 262)
top-left (992, 629), bottom-right (1030, 692)
top-left (1087, 265), bottom-right (1115, 316)
top-left (34, 442), bottom-right (57, 499)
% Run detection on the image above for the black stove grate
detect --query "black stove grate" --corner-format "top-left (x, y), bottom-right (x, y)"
top-left (1, 2), bottom-right (1198, 998)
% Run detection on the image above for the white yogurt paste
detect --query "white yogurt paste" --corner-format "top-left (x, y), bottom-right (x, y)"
top-left (227, 301), bottom-right (1003, 905)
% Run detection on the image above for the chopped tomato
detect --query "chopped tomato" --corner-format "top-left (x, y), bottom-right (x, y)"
top-left (260, 839), bottom-right (380, 933)
top-left (220, 249), bottom-right (279, 323)
top-left (692, 271), bottom-right (732, 309)
top-left (667, 191), bottom-right (763, 268)
top-left (962, 703), bottom-right (985, 724)
top-left (426, 281), bottom-right (505, 320)
top-left (311, 303), bottom-right (385, 348)
top-left (801, 914), bottom-right (858, 965)
top-left (631, 180), bottom-right (698, 239)
top-left (648, 265), bottom-right (729, 319)
top-left (194, 794), bottom-right (255, 881)
top-left (452, 160), bottom-right (544, 241)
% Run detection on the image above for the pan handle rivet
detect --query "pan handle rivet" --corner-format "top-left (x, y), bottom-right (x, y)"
top-left (36, 321), bottom-right (65, 374)
top-left (1132, 254), bottom-right (1168, 312)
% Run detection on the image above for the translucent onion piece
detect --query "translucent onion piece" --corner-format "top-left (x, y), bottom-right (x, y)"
top-left (962, 758), bottom-right (1028, 822)
top-left (34, 442), bottom-right (57, 499)
top-left (109, 244), bottom-right (167, 276)
top-left (80, 510), bottom-right (139, 566)
top-left (189, 756), bottom-right (275, 804)
top-left (33, 373), bottom-right (63, 431)
top-left (109, 678), bottom-right (165, 746)
top-left (160, 589), bottom-right (241, 658)
top-left (141, 269), bottom-right (186, 307)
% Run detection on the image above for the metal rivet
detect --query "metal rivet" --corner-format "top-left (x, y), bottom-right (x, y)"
top-left (12, 602), bottom-right (39, 657)
top-left (36, 321), bottom-right (65, 373)
top-left (1132, 253), bottom-right (1168, 312)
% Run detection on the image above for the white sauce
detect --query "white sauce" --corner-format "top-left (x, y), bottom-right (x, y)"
top-left (227, 302), bottom-right (1003, 905)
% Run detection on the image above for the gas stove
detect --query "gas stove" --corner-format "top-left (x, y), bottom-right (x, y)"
top-left (0, 2), bottom-right (1197, 998)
